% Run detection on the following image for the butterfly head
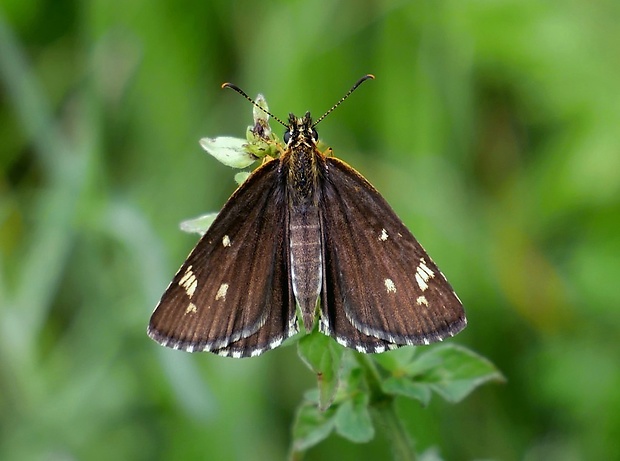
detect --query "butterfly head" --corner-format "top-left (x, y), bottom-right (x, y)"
top-left (222, 75), bottom-right (375, 154)
top-left (283, 112), bottom-right (319, 149)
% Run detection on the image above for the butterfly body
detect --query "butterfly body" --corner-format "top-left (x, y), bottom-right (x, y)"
top-left (285, 112), bottom-right (326, 333)
top-left (148, 79), bottom-right (466, 358)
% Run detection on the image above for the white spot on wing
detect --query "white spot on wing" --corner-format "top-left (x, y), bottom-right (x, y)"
top-left (415, 259), bottom-right (434, 291)
top-left (416, 296), bottom-right (428, 306)
top-left (319, 316), bottom-right (331, 335)
top-left (269, 337), bottom-right (283, 349)
top-left (179, 266), bottom-right (198, 298)
top-left (379, 228), bottom-right (388, 241)
top-left (216, 283), bottom-right (229, 300)
top-left (222, 235), bottom-right (231, 247)
top-left (385, 334), bottom-right (397, 343)
top-left (185, 302), bottom-right (198, 314)
top-left (415, 273), bottom-right (428, 291)
top-left (384, 278), bottom-right (397, 293)
top-left (419, 260), bottom-right (434, 278)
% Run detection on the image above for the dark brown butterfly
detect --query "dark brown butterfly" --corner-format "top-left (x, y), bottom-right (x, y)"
top-left (148, 75), bottom-right (466, 358)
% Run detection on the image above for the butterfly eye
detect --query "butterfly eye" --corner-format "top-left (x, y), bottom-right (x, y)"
top-left (283, 130), bottom-right (291, 144)
top-left (311, 128), bottom-right (319, 142)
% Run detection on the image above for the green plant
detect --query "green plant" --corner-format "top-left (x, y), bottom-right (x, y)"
top-left (295, 333), bottom-right (501, 460)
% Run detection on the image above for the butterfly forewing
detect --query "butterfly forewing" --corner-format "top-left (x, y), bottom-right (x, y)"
top-left (148, 159), bottom-right (298, 357)
top-left (318, 157), bottom-right (466, 351)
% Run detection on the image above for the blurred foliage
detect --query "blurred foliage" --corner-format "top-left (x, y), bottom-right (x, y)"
top-left (1, 0), bottom-right (619, 460)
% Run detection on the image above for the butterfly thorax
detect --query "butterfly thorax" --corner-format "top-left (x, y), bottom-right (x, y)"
top-left (284, 112), bottom-right (323, 331)
top-left (285, 112), bottom-right (322, 206)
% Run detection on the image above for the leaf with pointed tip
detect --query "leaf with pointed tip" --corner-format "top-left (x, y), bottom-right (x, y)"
top-left (334, 392), bottom-right (375, 443)
top-left (381, 376), bottom-right (432, 406)
top-left (291, 399), bottom-right (337, 453)
top-left (412, 345), bottom-right (505, 403)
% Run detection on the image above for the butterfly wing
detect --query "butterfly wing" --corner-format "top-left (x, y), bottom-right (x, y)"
top-left (148, 159), bottom-right (298, 358)
top-left (318, 157), bottom-right (466, 353)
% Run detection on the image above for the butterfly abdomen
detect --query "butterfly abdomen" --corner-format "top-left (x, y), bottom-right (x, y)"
top-left (286, 140), bottom-right (324, 333)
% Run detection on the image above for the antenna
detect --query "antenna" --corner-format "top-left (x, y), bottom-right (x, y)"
top-left (222, 74), bottom-right (375, 128)
top-left (312, 74), bottom-right (375, 127)
top-left (221, 82), bottom-right (288, 127)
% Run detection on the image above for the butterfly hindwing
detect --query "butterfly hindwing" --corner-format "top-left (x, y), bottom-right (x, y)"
top-left (318, 157), bottom-right (466, 351)
top-left (320, 233), bottom-right (398, 353)
top-left (148, 159), bottom-right (298, 357)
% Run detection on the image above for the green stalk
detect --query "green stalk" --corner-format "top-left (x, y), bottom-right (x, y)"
top-left (356, 355), bottom-right (417, 461)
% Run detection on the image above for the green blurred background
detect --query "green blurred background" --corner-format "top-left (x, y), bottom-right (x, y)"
top-left (1, 1), bottom-right (619, 460)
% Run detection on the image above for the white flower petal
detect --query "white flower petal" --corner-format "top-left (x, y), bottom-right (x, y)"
top-left (253, 94), bottom-right (270, 123)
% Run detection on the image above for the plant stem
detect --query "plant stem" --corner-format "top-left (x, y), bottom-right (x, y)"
top-left (372, 399), bottom-right (417, 461)
top-left (356, 354), bottom-right (417, 461)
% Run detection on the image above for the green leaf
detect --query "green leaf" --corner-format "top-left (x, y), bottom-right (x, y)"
top-left (291, 401), bottom-right (337, 453)
top-left (343, 359), bottom-right (365, 392)
top-left (334, 393), bottom-right (375, 443)
top-left (381, 376), bottom-right (432, 406)
top-left (234, 171), bottom-right (250, 185)
top-left (413, 345), bottom-right (504, 403)
top-left (297, 332), bottom-right (343, 410)
top-left (179, 213), bottom-right (218, 236)
top-left (373, 347), bottom-right (417, 373)
top-left (199, 136), bottom-right (257, 168)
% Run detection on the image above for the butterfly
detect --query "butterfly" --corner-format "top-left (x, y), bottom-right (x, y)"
top-left (148, 75), bottom-right (466, 358)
